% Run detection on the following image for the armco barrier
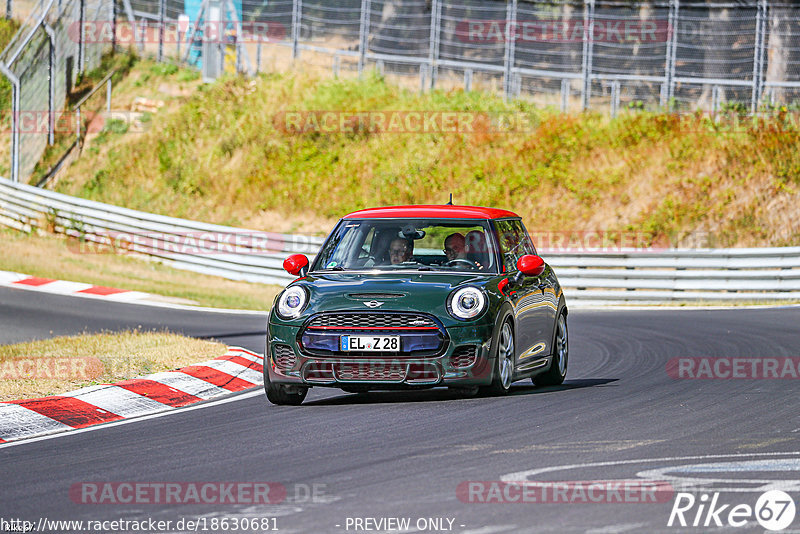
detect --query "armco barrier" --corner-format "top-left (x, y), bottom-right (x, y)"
top-left (1, 177), bottom-right (799, 304)
top-left (0, 177), bottom-right (322, 286)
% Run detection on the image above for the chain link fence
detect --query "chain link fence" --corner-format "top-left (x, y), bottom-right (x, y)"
top-left (1, 0), bottom-right (115, 182)
top-left (3, 0), bottom-right (800, 184)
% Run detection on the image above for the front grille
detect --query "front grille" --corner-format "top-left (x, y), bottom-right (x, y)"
top-left (451, 345), bottom-right (478, 368)
top-left (272, 344), bottom-right (296, 369)
top-left (335, 363), bottom-right (406, 381)
top-left (307, 313), bottom-right (438, 330)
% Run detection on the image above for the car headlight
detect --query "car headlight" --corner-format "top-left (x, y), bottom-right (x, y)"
top-left (448, 286), bottom-right (487, 320)
top-left (276, 286), bottom-right (308, 319)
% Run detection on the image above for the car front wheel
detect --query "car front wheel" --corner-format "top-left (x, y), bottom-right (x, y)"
top-left (483, 320), bottom-right (515, 395)
top-left (534, 312), bottom-right (568, 387)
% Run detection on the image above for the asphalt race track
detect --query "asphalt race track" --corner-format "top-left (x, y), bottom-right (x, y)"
top-left (1, 285), bottom-right (799, 533)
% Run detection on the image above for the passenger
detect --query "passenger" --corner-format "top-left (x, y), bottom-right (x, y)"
top-left (388, 237), bottom-right (414, 265)
top-left (465, 230), bottom-right (489, 270)
top-left (443, 233), bottom-right (467, 262)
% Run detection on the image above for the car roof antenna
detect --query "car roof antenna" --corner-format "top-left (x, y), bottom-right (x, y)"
top-left (446, 193), bottom-right (453, 205)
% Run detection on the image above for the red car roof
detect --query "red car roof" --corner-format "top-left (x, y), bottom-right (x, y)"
top-left (343, 205), bottom-right (520, 220)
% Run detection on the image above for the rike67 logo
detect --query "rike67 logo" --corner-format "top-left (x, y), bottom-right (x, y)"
top-left (668, 490), bottom-right (796, 531)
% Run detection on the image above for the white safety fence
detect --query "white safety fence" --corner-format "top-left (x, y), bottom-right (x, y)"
top-left (2, 177), bottom-right (799, 304)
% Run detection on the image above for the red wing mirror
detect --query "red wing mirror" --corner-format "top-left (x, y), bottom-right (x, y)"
top-left (516, 254), bottom-right (545, 277)
top-left (283, 254), bottom-right (309, 276)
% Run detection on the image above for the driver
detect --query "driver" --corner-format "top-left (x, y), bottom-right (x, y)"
top-left (388, 237), bottom-right (414, 264)
top-left (443, 233), bottom-right (467, 262)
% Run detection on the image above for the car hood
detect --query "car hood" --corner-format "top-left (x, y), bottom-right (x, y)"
top-left (293, 271), bottom-right (494, 320)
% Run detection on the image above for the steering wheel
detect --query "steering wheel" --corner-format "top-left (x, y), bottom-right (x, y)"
top-left (444, 258), bottom-right (478, 269)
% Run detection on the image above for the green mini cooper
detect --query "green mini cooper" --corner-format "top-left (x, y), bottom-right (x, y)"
top-left (264, 205), bottom-right (568, 405)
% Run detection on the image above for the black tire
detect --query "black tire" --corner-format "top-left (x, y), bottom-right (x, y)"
top-left (482, 319), bottom-right (515, 395)
top-left (533, 311), bottom-right (568, 387)
top-left (263, 347), bottom-right (308, 405)
top-left (265, 380), bottom-right (308, 405)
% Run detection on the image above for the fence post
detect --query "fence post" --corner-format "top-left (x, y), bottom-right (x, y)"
top-left (292, 0), bottom-right (301, 60)
top-left (581, 0), bottom-right (595, 110)
top-left (502, 0), bottom-right (517, 99)
top-left (663, 0), bottom-right (678, 109)
top-left (357, 0), bottom-right (370, 74)
top-left (43, 24), bottom-right (56, 146)
top-left (5, 0), bottom-right (10, 19)
top-left (427, 0), bottom-right (440, 89)
top-left (0, 62), bottom-right (20, 182)
top-left (611, 79), bottom-right (620, 117)
top-left (751, 0), bottom-right (767, 113)
top-left (78, 0), bottom-right (85, 75)
top-left (561, 78), bottom-right (569, 112)
top-left (157, 0), bottom-right (165, 62)
top-left (332, 53), bottom-right (339, 77)
top-left (225, 0), bottom-right (253, 75)
top-left (464, 68), bottom-right (472, 92)
top-left (110, 0), bottom-right (116, 54)
top-left (711, 85), bottom-right (720, 116)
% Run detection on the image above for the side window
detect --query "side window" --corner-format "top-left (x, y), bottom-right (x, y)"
top-left (495, 220), bottom-right (534, 271)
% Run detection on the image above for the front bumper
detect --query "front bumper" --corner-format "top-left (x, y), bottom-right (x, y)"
top-left (267, 321), bottom-right (495, 388)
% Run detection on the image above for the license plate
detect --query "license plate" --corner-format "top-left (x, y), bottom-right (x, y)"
top-left (340, 335), bottom-right (400, 352)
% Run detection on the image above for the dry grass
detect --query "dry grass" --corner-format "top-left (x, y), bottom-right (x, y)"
top-left (50, 65), bottom-right (800, 248)
top-left (0, 228), bottom-right (282, 310)
top-left (0, 330), bottom-right (227, 401)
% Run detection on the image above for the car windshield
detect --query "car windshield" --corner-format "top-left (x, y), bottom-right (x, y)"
top-left (312, 219), bottom-right (499, 273)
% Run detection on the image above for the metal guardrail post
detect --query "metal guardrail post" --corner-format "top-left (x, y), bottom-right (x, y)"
top-left (157, 0), bottom-right (165, 62)
top-left (502, 0), bottom-right (517, 99)
top-left (5, 0), bottom-right (10, 19)
top-left (561, 79), bottom-right (569, 112)
top-left (464, 68), bottom-right (472, 92)
top-left (581, 0), bottom-right (595, 110)
top-left (357, 0), bottom-right (370, 74)
top-left (427, 0), bottom-right (440, 89)
top-left (291, 0), bottom-right (301, 60)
